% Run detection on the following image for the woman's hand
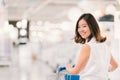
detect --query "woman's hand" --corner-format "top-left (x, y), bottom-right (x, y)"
top-left (66, 64), bottom-right (72, 71)
top-left (66, 64), bottom-right (73, 73)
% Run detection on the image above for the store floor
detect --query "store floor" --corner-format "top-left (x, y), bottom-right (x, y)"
top-left (0, 62), bottom-right (54, 80)
top-left (0, 44), bottom-right (53, 80)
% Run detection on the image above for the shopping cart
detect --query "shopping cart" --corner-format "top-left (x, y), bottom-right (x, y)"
top-left (55, 65), bottom-right (80, 80)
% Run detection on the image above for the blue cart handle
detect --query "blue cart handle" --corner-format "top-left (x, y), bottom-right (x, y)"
top-left (57, 66), bottom-right (66, 72)
top-left (57, 64), bottom-right (75, 72)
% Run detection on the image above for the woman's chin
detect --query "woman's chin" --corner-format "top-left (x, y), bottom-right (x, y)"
top-left (81, 36), bottom-right (86, 39)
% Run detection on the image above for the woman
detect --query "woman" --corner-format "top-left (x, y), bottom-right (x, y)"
top-left (66, 13), bottom-right (118, 80)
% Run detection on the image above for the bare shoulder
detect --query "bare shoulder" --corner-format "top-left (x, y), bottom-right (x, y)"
top-left (81, 44), bottom-right (91, 50)
top-left (80, 44), bottom-right (91, 56)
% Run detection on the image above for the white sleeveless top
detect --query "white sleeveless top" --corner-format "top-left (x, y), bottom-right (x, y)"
top-left (79, 38), bottom-right (111, 80)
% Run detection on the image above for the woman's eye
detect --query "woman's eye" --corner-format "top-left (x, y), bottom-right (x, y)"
top-left (78, 25), bottom-right (86, 28)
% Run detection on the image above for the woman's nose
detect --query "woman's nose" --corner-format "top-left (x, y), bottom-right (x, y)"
top-left (79, 28), bottom-right (84, 32)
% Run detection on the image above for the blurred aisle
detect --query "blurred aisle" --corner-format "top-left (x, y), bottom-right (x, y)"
top-left (0, 44), bottom-right (53, 80)
top-left (0, 46), bottom-right (20, 80)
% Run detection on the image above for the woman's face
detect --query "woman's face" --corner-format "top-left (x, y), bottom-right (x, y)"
top-left (78, 19), bottom-right (91, 40)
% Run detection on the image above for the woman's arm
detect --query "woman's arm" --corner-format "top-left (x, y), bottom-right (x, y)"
top-left (66, 44), bottom-right (90, 74)
top-left (108, 54), bottom-right (118, 72)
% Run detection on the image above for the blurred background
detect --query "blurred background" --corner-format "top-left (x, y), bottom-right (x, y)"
top-left (0, 0), bottom-right (120, 80)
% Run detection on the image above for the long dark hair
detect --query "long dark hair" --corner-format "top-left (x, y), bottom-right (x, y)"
top-left (74, 13), bottom-right (106, 44)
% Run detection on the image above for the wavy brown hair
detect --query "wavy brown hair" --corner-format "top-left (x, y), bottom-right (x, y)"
top-left (74, 13), bottom-right (106, 44)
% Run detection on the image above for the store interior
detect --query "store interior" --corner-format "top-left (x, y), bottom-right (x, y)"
top-left (0, 0), bottom-right (120, 80)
